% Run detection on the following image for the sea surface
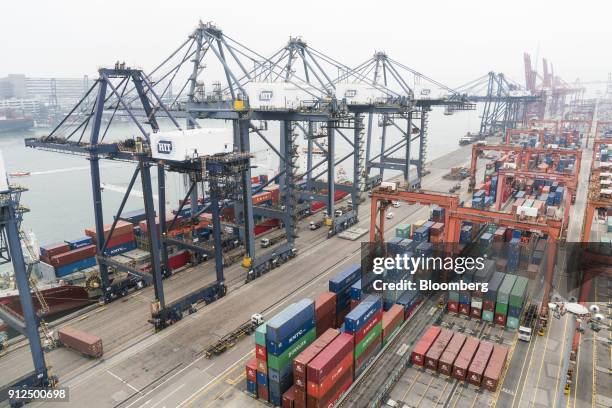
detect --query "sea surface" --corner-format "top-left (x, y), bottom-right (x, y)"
top-left (3, 108), bottom-right (481, 247)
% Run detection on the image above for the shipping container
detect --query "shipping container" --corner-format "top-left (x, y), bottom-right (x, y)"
top-left (40, 242), bottom-right (71, 258)
top-left (58, 326), bottom-right (103, 358)
top-left (315, 292), bottom-right (336, 336)
top-left (452, 337), bottom-right (480, 381)
top-left (509, 276), bottom-right (528, 308)
top-left (85, 220), bottom-right (134, 242)
top-left (282, 385), bottom-right (296, 408)
top-left (344, 294), bottom-right (382, 335)
top-left (50, 244), bottom-right (97, 267)
top-left (306, 369), bottom-right (352, 408)
top-left (267, 318), bottom-right (315, 356)
top-left (246, 358), bottom-right (258, 382)
top-left (411, 326), bottom-right (441, 366)
top-left (267, 328), bottom-right (316, 371)
top-left (497, 274), bottom-right (517, 304)
top-left (266, 299), bottom-right (315, 344)
top-left (307, 351), bottom-right (352, 398)
top-left (354, 321), bottom-right (382, 361)
top-left (306, 333), bottom-right (354, 383)
top-left (293, 329), bottom-right (339, 393)
top-left (467, 341), bottom-right (494, 386)
top-left (485, 272), bottom-right (505, 302)
top-left (55, 256), bottom-right (97, 277)
top-left (438, 333), bottom-right (466, 376)
top-left (382, 305), bottom-right (404, 345)
top-left (65, 236), bottom-right (93, 250)
top-left (328, 265), bottom-right (361, 293)
top-left (425, 329), bottom-right (454, 370)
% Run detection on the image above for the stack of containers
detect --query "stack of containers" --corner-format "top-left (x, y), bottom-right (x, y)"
top-left (350, 280), bottom-right (362, 309)
top-left (39, 242), bottom-right (71, 265)
top-left (482, 345), bottom-right (509, 392)
top-left (411, 326), bottom-right (441, 366)
top-left (412, 225), bottom-right (430, 243)
top-left (506, 277), bottom-right (528, 329)
top-left (429, 223), bottom-right (444, 244)
top-left (266, 300), bottom-right (317, 406)
top-left (246, 358), bottom-right (258, 397)
top-left (482, 272), bottom-right (505, 322)
top-left (292, 329), bottom-right (339, 408)
top-left (470, 260), bottom-right (495, 319)
top-left (395, 224), bottom-right (411, 239)
top-left (431, 205), bottom-right (445, 222)
top-left (381, 304), bottom-right (404, 346)
top-left (85, 220), bottom-right (136, 256)
top-left (314, 292), bottom-right (336, 336)
top-left (495, 274), bottom-right (517, 326)
top-left (329, 265), bottom-right (361, 327)
top-left (447, 274), bottom-right (461, 313)
top-left (396, 290), bottom-right (420, 319)
top-left (438, 333), bottom-right (466, 376)
top-left (424, 328), bottom-right (454, 371)
top-left (306, 333), bottom-right (354, 408)
top-left (507, 237), bottom-right (520, 272)
top-left (345, 295), bottom-right (383, 378)
top-left (458, 268), bottom-right (475, 316)
top-left (452, 337), bottom-right (480, 381)
top-left (460, 224), bottom-right (473, 244)
top-left (467, 341), bottom-right (494, 386)
top-left (49, 244), bottom-right (97, 277)
top-left (255, 324), bottom-right (269, 401)
top-left (282, 386), bottom-right (295, 408)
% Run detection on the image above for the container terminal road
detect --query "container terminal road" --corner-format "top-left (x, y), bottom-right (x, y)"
top-left (0, 21), bottom-right (610, 408)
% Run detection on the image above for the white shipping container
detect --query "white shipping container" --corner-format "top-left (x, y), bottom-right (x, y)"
top-left (517, 206), bottom-right (538, 217)
top-left (471, 299), bottom-right (483, 309)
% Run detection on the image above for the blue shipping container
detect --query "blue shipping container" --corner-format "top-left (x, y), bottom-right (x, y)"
top-left (55, 257), bottom-right (97, 277)
top-left (265, 299), bottom-right (315, 344)
top-left (246, 379), bottom-right (257, 396)
top-left (350, 279), bottom-right (363, 301)
top-left (256, 371), bottom-right (268, 386)
top-left (344, 295), bottom-right (382, 333)
top-left (103, 240), bottom-right (137, 256)
top-left (266, 318), bottom-right (315, 356)
top-left (65, 236), bottom-right (93, 250)
top-left (329, 264), bottom-right (361, 293)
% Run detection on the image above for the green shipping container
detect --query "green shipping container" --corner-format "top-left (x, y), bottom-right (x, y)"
top-left (495, 302), bottom-right (508, 315)
top-left (506, 316), bottom-right (520, 330)
top-left (395, 224), bottom-right (411, 239)
top-left (482, 310), bottom-right (494, 322)
top-left (509, 277), bottom-right (528, 308)
top-left (267, 328), bottom-right (316, 371)
top-left (355, 322), bottom-right (382, 360)
top-left (255, 324), bottom-right (267, 346)
top-left (607, 217), bottom-right (612, 233)
top-left (497, 274), bottom-right (517, 304)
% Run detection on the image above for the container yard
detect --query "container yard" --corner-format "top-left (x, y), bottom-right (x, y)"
top-left (0, 5), bottom-right (610, 408)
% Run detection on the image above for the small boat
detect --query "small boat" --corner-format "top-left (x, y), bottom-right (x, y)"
top-left (8, 171), bottom-right (30, 177)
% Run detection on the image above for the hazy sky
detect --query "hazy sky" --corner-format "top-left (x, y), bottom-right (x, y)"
top-left (3, 0), bottom-right (611, 89)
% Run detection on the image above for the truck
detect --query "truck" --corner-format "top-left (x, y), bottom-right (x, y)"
top-left (204, 314), bottom-right (264, 358)
top-left (57, 326), bottom-right (103, 358)
top-left (260, 231), bottom-right (286, 248)
top-left (518, 304), bottom-right (538, 342)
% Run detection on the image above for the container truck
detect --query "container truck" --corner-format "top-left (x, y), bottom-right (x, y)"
top-left (261, 231), bottom-right (287, 248)
top-left (57, 326), bottom-right (103, 358)
top-left (518, 304), bottom-right (538, 342)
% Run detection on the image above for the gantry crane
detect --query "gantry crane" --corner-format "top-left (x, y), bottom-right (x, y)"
top-left (369, 187), bottom-right (563, 332)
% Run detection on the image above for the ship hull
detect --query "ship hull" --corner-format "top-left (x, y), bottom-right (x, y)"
top-left (0, 285), bottom-right (93, 319)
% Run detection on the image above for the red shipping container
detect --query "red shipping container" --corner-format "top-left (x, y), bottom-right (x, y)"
top-left (315, 292), bottom-right (336, 319)
top-left (307, 370), bottom-right (352, 408)
top-left (246, 358), bottom-right (258, 382)
top-left (354, 309), bottom-right (382, 344)
top-left (103, 230), bottom-right (135, 249)
top-left (335, 306), bottom-right (351, 328)
top-left (306, 352), bottom-right (352, 398)
top-left (447, 301), bottom-right (459, 313)
top-left (257, 359), bottom-right (267, 374)
top-left (168, 250), bottom-right (190, 270)
top-left (85, 220), bottom-right (134, 241)
top-left (57, 326), bottom-right (103, 358)
top-left (382, 305), bottom-right (404, 339)
top-left (438, 333), bottom-right (466, 376)
top-left (306, 333), bottom-right (354, 383)
top-left (294, 387), bottom-right (306, 408)
top-left (411, 326), bottom-right (441, 366)
top-left (453, 337), bottom-right (480, 381)
top-left (482, 300), bottom-right (495, 311)
top-left (495, 313), bottom-right (507, 326)
top-left (255, 344), bottom-right (267, 361)
top-left (459, 303), bottom-right (470, 316)
top-left (40, 242), bottom-right (70, 258)
top-left (316, 315), bottom-right (335, 337)
top-left (482, 345), bottom-right (508, 392)
top-left (467, 341), bottom-right (494, 386)
top-left (471, 307), bottom-right (482, 319)
top-left (50, 245), bottom-right (97, 267)
top-left (293, 329), bottom-right (339, 391)
top-left (258, 383), bottom-right (269, 402)
top-left (425, 329), bottom-right (454, 370)
top-left (282, 385), bottom-right (296, 408)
